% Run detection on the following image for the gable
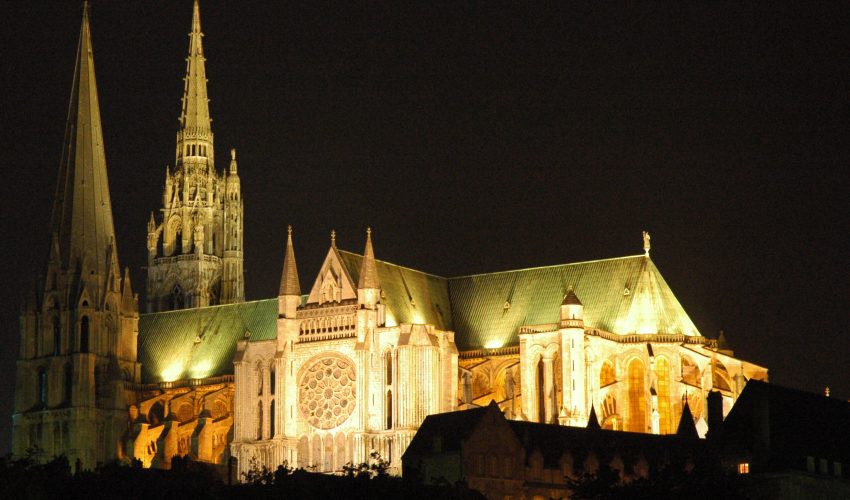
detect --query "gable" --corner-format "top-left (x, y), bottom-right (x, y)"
top-left (306, 247), bottom-right (358, 305)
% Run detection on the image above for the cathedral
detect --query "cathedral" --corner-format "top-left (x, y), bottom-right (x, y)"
top-left (13, 1), bottom-right (768, 477)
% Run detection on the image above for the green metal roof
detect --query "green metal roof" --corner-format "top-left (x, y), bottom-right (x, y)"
top-left (338, 250), bottom-right (453, 331)
top-left (138, 299), bottom-right (277, 383)
top-left (136, 255), bottom-right (700, 382)
top-left (447, 255), bottom-right (701, 351)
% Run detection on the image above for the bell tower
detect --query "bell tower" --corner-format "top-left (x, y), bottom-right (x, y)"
top-left (146, 0), bottom-right (245, 312)
top-left (13, 2), bottom-right (140, 469)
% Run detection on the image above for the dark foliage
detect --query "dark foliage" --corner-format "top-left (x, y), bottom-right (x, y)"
top-left (0, 452), bottom-right (484, 500)
top-left (566, 460), bottom-right (747, 500)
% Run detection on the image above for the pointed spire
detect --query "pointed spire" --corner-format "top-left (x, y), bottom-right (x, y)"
top-left (717, 330), bottom-right (730, 351)
top-left (359, 227), bottom-right (380, 289)
top-left (562, 288), bottom-right (582, 306)
top-left (49, 1), bottom-right (119, 279)
top-left (179, 0), bottom-right (211, 135)
top-left (330, 229), bottom-right (336, 248)
top-left (676, 400), bottom-right (699, 438)
top-left (121, 267), bottom-right (135, 313)
top-left (586, 405), bottom-right (601, 429)
top-left (279, 225), bottom-right (300, 296)
top-left (229, 148), bottom-right (237, 174)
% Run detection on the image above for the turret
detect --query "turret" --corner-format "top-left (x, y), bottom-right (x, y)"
top-left (560, 288), bottom-right (587, 426)
top-left (560, 288), bottom-right (584, 328)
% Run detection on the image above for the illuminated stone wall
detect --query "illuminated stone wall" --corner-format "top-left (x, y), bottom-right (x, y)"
top-left (230, 245), bottom-right (458, 477)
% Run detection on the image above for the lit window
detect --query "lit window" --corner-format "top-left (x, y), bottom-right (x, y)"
top-left (737, 463), bottom-right (749, 474)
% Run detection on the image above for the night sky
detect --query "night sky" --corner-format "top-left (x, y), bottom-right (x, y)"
top-left (1, 1), bottom-right (848, 453)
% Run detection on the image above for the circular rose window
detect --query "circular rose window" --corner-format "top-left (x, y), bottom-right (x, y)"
top-left (298, 356), bottom-right (356, 429)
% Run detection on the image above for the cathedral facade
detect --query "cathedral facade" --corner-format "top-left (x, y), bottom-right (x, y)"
top-left (13, 1), bottom-right (767, 477)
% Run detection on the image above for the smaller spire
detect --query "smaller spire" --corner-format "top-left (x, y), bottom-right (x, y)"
top-left (229, 148), bottom-right (238, 174)
top-left (121, 267), bottom-right (135, 313)
top-left (279, 225), bottom-right (300, 296)
top-left (676, 400), bottom-right (699, 438)
top-left (586, 405), bottom-right (601, 429)
top-left (642, 230), bottom-right (651, 257)
top-left (562, 288), bottom-right (582, 306)
top-left (358, 227), bottom-right (380, 289)
top-left (330, 229), bottom-right (336, 248)
top-left (717, 330), bottom-right (730, 351)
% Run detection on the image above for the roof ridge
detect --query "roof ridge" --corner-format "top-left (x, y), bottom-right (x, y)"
top-left (337, 249), bottom-right (450, 279)
top-left (336, 250), bottom-right (649, 281)
top-left (139, 297), bottom-right (276, 318)
top-left (448, 254), bottom-right (647, 280)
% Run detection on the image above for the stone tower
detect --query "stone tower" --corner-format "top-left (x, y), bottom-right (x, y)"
top-left (13, 2), bottom-right (140, 469)
top-left (146, 0), bottom-right (244, 312)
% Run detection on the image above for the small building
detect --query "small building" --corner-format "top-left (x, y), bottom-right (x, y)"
top-left (718, 380), bottom-right (850, 499)
top-left (403, 401), bottom-right (707, 500)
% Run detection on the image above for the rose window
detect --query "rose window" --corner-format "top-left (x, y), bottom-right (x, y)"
top-left (298, 356), bottom-right (356, 429)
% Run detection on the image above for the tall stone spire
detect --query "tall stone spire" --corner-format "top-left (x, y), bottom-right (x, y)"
top-left (358, 227), bottom-right (380, 289)
top-left (13, 3), bottom-right (140, 469)
top-left (146, 0), bottom-right (244, 312)
top-left (176, 0), bottom-right (213, 169)
top-left (180, 0), bottom-right (210, 136)
top-left (50, 0), bottom-right (118, 279)
top-left (279, 226), bottom-right (300, 296)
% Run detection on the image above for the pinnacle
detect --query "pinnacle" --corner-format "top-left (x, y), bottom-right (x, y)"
top-left (279, 226), bottom-right (300, 296)
top-left (358, 227), bottom-right (380, 289)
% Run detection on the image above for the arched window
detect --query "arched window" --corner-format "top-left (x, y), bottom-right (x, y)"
top-left (79, 316), bottom-right (89, 353)
top-left (627, 359), bottom-right (646, 433)
top-left (269, 364), bottom-right (276, 395)
top-left (269, 400), bottom-right (275, 438)
top-left (462, 372), bottom-right (472, 404)
top-left (385, 351), bottom-right (392, 386)
top-left (38, 367), bottom-right (47, 406)
top-left (654, 356), bottom-right (672, 434)
top-left (257, 401), bottom-right (264, 441)
top-left (536, 357), bottom-right (545, 423)
top-left (170, 285), bottom-right (184, 310)
top-left (600, 359), bottom-right (616, 387)
top-left (64, 363), bottom-right (73, 404)
top-left (386, 390), bottom-right (393, 430)
top-left (256, 367), bottom-right (264, 396)
top-left (52, 317), bottom-right (61, 356)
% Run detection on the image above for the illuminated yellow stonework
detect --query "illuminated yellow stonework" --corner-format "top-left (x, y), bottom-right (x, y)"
top-left (15, 2), bottom-right (769, 479)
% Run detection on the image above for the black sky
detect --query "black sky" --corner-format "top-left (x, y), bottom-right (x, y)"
top-left (1, 1), bottom-right (848, 453)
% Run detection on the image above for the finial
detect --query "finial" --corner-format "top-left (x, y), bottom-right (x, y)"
top-left (287, 225), bottom-right (292, 236)
top-left (642, 230), bottom-right (651, 257)
top-left (231, 148), bottom-right (236, 160)
top-left (367, 227), bottom-right (372, 237)
top-left (330, 229), bottom-right (336, 247)
top-left (825, 386), bottom-right (831, 397)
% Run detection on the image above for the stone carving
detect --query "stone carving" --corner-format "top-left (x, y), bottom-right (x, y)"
top-left (299, 356), bottom-right (356, 429)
